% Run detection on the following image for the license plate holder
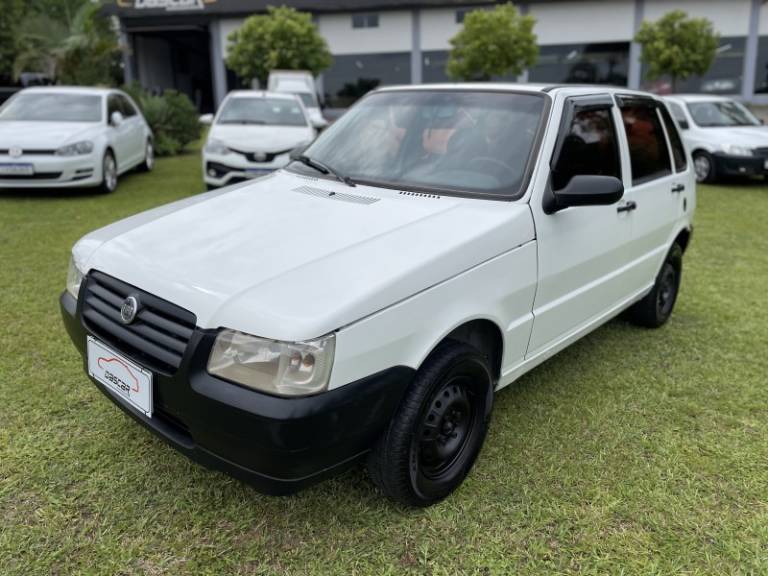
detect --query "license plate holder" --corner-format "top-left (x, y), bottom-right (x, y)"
top-left (0, 163), bottom-right (34, 176)
top-left (87, 336), bottom-right (153, 417)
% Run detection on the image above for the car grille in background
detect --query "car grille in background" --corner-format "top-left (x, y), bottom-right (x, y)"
top-left (0, 149), bottom-right (56, 155)
top-left (0, 172), bottom-right (62, 180)
top-left (81, 271), bottom-right (197, 375)
top-left (231, 148), bottom-right (293, 163)
top-left (754, 147), bottom-right (768, 158)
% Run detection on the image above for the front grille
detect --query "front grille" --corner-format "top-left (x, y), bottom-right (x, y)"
top-left (81, 271), bottom-right (197, 375)
top-left (0, 149), bottom-right (56, 155)
top-left (231, 147), bottom-right (293, 163)
top-left (0, 172), bottom-right (62, 180)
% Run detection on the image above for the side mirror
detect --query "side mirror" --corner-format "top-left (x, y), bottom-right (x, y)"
top-left (289, 143), bottom-right (310, 161)
top-left (311, 116), bottom-right (328, 130)
top-left (110, 111), bottom-right (124, 127)
top-left (199, 113), bottom-right (214, 125)
top-left (544, 175), bottom-right (624, 214)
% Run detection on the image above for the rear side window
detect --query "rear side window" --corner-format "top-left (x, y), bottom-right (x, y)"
top-left (659, 105), bottom-right (687, 172)
top-left (552, 106), bottom-right (621, 191)
top-left (620, 104), bottom-right (672, 185)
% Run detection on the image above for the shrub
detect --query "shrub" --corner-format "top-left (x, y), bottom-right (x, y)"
top-left (123, 83), bottom-right (201, 156)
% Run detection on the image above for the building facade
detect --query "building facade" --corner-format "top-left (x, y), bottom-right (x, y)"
top-left (109, 0), bottom-right (768, 112)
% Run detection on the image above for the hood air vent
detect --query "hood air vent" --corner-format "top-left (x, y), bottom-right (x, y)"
top-left (293, 185), bottom-right (380, 205)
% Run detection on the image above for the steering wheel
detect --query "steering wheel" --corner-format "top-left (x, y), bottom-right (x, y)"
top-left (468, 156), bottom-right (515, 174)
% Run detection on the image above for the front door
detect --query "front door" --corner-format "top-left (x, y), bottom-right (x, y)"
top-left (527, 94), bottom-right (635, 358)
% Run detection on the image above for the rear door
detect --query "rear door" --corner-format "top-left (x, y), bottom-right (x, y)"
top-left (527, 94), bottom-right (634, 357)
top-left (616, 95), bottom-right (688, 291)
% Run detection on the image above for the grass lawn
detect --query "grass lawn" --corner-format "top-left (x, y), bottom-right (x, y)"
top-left (1, 147), bottom-right (767, 575)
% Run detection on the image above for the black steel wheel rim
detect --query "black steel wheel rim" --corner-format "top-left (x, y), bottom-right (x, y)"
top-left (418, 376), bottom-right (477, 480)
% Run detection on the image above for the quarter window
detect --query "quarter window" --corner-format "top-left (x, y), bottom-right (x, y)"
top-left (620, 104), bottom-right (672, 185)
top-left (659, 106), bottom-right (687, 172)
top-left (552, 106), bottom-right (621, 191)
top-left (352, 13), bottom-right (379, 28)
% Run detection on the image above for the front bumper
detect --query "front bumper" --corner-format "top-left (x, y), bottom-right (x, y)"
top-left (712, 153), bottom-right (768, 178)
top-left (202, 151), bottom-right (290, 187)
top-left (0, 153), bottom-right (101, 188)
top-left (60, 290), bottom-right (413, 494)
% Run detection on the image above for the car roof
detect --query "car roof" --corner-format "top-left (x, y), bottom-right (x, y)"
top-left (372, 83), bottom-right (663, 100)
top-left (226, 90), bottom-right (299, 100)
top-left (664, 94), bottom-right (736, 103)
top-left (18, 86), bottom-right (115, 97)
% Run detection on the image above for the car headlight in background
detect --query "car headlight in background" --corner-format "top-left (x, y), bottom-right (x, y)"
top-left (56, 140), bottom-right (94, 156)
top-left (204, 139), bottom-right (232, 155)
top-left (721, 144), bottom-right (753, 157)
top-left (66, 255), bottom-right (85, 299)
top-left (208, 330), bottom-right (335, 397)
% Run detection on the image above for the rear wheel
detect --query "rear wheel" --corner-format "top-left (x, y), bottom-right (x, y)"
top-left (98, 151), bottom-right (118, 194)
top-left (628, 243), bottom-right (683, 328)
top-left (367, 342), bottom-right (494, 507)
top-left (693, 151), bottom-right (716, 183)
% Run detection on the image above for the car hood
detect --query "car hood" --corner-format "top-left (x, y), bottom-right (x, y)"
top-left (76, 172), bottom-right (535, 341)
top-left (209, 124), bottom-right (313, 152)
top-left (700, 126), bottom-right (768, 147)
top-left (0, 121), bottom-right (98, 149)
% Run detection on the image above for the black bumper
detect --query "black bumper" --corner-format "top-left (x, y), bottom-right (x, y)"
top-left (60, 291), bottom-right (414, 495)
top-left (713, 153), bottom-right (768, 178)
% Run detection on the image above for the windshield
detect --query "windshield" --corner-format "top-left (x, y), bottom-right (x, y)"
top-left (217, 97), bottom-right (308, 126)
top-left (0, 93), bottom-right (102, 122)
top-left (292, 90), bottom-right (546, 197)
top-left (296, 92), bottom-right (318, 108)
top-left (687, 100), bottom-right (761, 127)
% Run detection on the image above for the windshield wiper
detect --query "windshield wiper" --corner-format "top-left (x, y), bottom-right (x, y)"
top-left (294, 154), bottom-right (356, 187)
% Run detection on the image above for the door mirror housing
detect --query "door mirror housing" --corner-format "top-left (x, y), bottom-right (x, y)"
top-left (199, 113), bottom-right (214, 125)
top-left (110, 111), bottom-right (124, 127)
top-left (544, 175), bottom-right (624, 214)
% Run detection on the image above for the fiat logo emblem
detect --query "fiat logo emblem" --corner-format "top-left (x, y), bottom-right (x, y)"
top-left (120, 296), bottom-right (139, 325)
top-left (9, 147), bottom-right (22, 158)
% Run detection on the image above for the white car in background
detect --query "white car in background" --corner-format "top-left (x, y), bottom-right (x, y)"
top-left (202, 91), bottom-right (317, 190)
top-left (664, 95), bottom-right (768, 183)
top-left (0, 87), bottom-right (154, 193)
top-left (268, 70), bottom-right (329, 129)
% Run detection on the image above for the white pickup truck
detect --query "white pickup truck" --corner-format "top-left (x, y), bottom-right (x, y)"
top-left (61, 84), bottom-right (695, 507)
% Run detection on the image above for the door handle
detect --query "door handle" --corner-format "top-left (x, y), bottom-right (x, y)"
top-left (671, 184), bottom-right (685, 193)
top-left (617, 201), bottom-right (637, 213)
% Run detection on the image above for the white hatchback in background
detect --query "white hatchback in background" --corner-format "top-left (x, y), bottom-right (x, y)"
top-left (664, 95), bottom-right (768, 183)
top-left (267, 70), bottom-right (328, 129)
top-left (202, 91), bottom-right (316, 190)
top-left (0, 87), bottom-right (154, 192)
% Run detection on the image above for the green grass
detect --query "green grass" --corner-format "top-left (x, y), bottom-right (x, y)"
top-left (1, 148), bottom-right (767, 575)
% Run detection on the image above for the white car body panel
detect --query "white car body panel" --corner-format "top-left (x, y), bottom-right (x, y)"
top-left (72, 84), bottom-right (696, 396)
top-left (0, 87), bottom-right (152, 189)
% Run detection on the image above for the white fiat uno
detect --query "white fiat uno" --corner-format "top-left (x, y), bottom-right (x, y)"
top-left (62, 84), bottom-right (695, 507)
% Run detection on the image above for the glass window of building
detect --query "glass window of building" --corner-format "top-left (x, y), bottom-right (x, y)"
top-left (352, 13), bottom-right (379, 28)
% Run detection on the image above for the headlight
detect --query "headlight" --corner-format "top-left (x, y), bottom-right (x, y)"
top-left (721, 144), bottom-right (753, 157)
top-left (56, 140), bottom-right (94, 156)
top-left (66, 255), bottom-right (85, 299)
top-left (204, 139), bottom-right (231, 155)
top-left (208, 330), bottom-right (335, 397)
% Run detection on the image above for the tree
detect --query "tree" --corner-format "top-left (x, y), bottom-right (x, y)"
top-left (635, 10), bottom-right (719, 92)
top-left (13, 1), bottom-right (119, 85)
top-left (0, 0), bottom-right (24, 82)
top-left (447, 4), bottom-right (538, 82)
top-left (226, 6), bottom-right (332, 86)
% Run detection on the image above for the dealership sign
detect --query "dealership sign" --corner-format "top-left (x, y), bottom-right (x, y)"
top-left (117, 0), bottom-right (216, 11)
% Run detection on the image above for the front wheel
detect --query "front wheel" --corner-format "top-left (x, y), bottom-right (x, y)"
top-left (367, 342), bottom-right (494, 507)
top-left (693, 151), bottom-right (716, 183)
top-left (98, 151), bottom-right (118, 194)
top-left (628, 243), bottom-right (683, 328)
top-left (138, 139), bottom-right (154, 172)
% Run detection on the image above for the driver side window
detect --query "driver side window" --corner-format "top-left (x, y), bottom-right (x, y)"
top-left (552, 105), bottom-right (621, 191)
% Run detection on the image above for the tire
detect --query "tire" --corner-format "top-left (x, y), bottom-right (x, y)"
top-left (98, 151), bottom-right (118, 194)
top-left (138, 139), bottom-right (154, 173)
top-left (693, 150), bottom-right (716, 183)
top-left (628, 243), bottom-right (683, 328)
top-left (367, 342), bottom-right (494, 507)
